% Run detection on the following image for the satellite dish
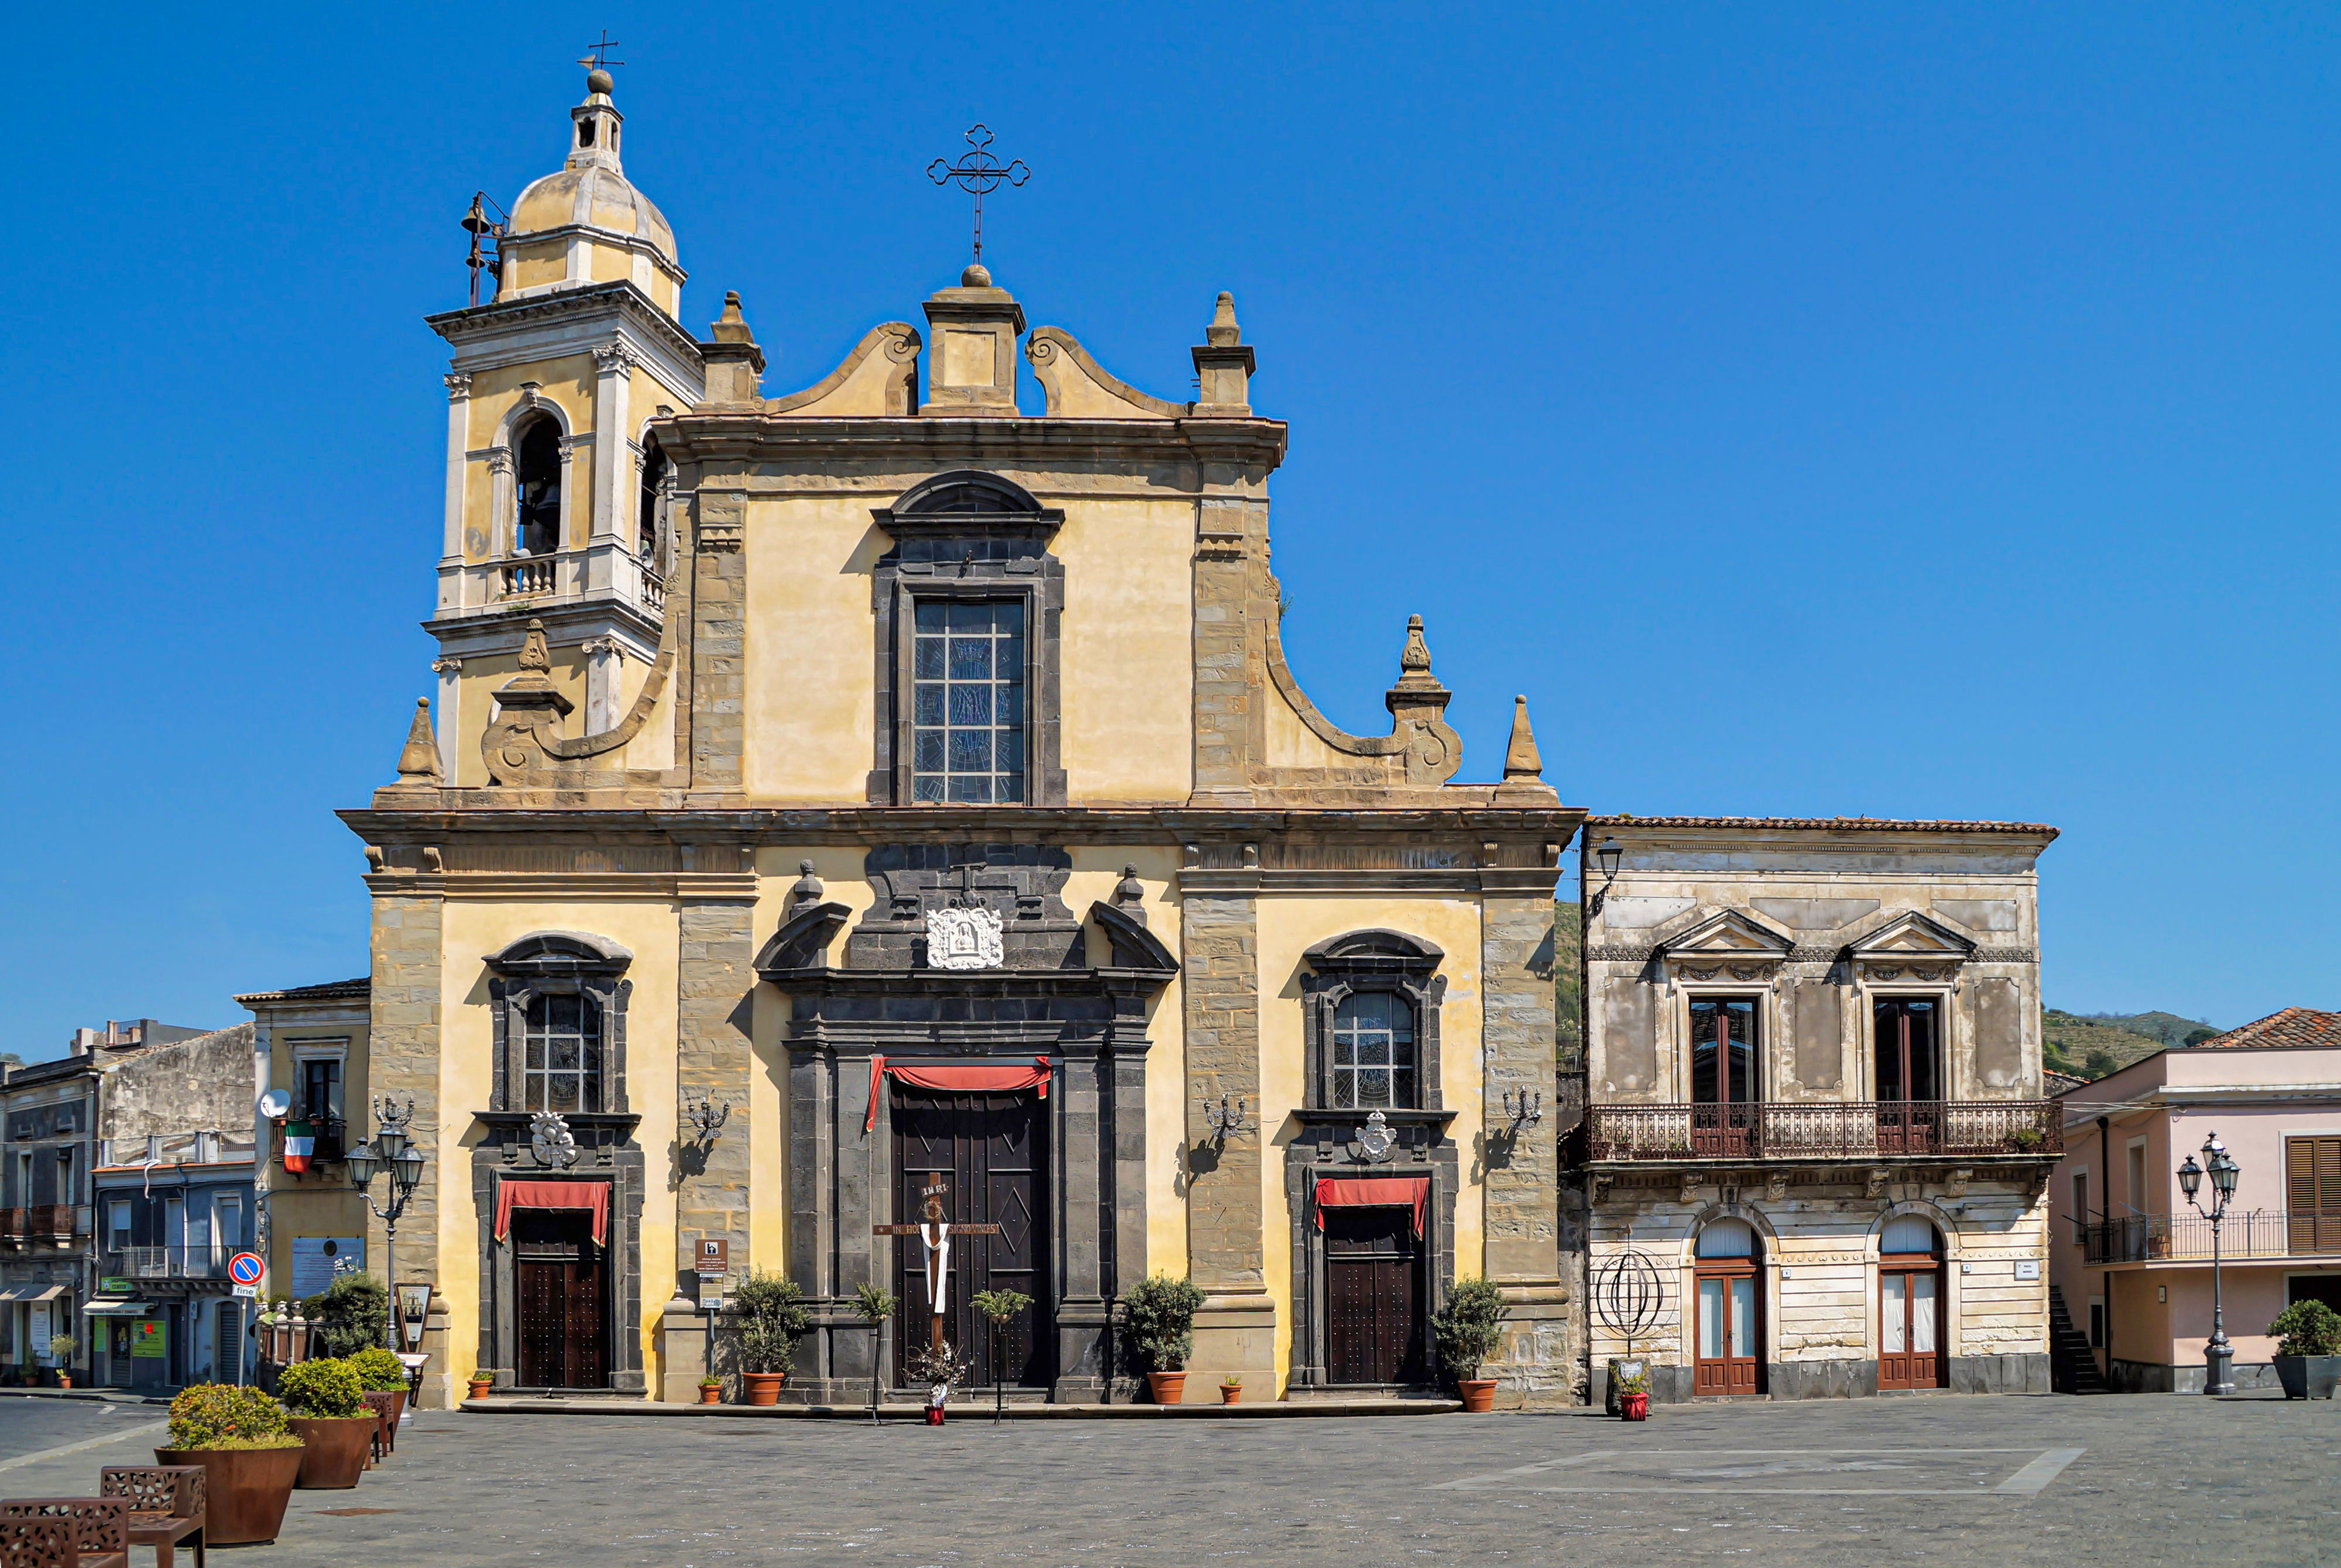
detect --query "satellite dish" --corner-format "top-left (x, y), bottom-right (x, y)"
top-left (258, 1090), bottom-right (292, 1121)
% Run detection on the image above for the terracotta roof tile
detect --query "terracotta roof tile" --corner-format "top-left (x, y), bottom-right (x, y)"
top-left (2193, 1007), bottom-right (2341, 1051)
top-left (1583, 815), bottom-right (2058, 838)
top-left (233, 978), bottom-right (371, 1006)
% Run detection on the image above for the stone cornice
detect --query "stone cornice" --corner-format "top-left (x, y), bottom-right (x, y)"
top-left (426, 280), bottom-right (704, 396)
top-left (341, 803), bottom-right (1586, 848)
top-left (652, 412), bottom-right (1288, 471)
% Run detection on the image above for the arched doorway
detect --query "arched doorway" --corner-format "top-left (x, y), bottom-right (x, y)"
top-left (1693, 1218), bottom-right (1763, 1395)
top-left (1877, 1215), bottom-right (1945, 1390)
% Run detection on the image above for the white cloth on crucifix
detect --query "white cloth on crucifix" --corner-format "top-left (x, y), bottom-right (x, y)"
top-left (920, 1220), bottom-right (952, 1314)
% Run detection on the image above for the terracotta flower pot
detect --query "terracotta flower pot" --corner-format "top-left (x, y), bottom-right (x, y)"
top-left (289, 1415), bottom-right (375, 1488)
top-left (1458, 1377), bottom-right (1497, 1413)
top-left (1621, 1391), bottom-right (1649, 1421)
top-left (699, 1384), bottom-right (722, 1405)
top-left (742, 1371), bottom-right (787, 1407)
top-left (55, 1375), bottom-right (71, 1390)
top-left (1145, 1370), bottom-right (1187, 1405)
top-left (467, 1378), bottom-right (494, 1401)
top-left (155, 1444), bottom-right (305, 1546)
top-left (1218, 1384), bottom-right (1241, 1405)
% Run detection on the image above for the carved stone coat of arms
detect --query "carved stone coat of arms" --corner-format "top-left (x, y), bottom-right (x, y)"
top-left (925, 906), bottom-right (1005, 970)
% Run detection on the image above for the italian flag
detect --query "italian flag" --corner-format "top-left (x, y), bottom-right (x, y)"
top-left (282, 1120), bottom-right (314, 1174)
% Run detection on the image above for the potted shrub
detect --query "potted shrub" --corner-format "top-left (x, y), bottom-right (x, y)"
top-left (153, 1382), bottom-right (306, 1545)
top-left (971, 1288), bottom-right (1034, 1424)
top-left (303, 1273), bottom-right (390, 1357)
top-left (853, 1282), bottom-right (897, 1421)
top-left (2268, 1299), bottom-right (2341, 1400)
top-left (347, 1346), bottom-right (412, 1441)
top-left (697, 1376), bottom-right (724, 1406)
top-left (1124, 1273), bottom-right (1204, 1404)
top-left (277, 1357), bottom-right (374, 1488)
top-left (49, 1335), bottom-right (76, 1388)
top-left (1218, 1374), bottom-right (1242, 1405)
top-left (1616, 1367), bottom-right (1650, 1421)
top-left (730, 1270), bottom-right (811, 1405)
top-left (1433, 1277), bottom-right (1509, 1412)
top-left (466, 1368), bottom-right (495, 1401)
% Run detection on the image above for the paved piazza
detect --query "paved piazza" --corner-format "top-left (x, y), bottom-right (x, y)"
top-left (0, 1393), bottom-right (2331, 1566)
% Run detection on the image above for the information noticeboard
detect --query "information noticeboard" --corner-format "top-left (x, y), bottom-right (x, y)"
top-left (131, 1319), bottom-right (166, 1359)
top-left (290, 1237), bottom-right (365, 1297)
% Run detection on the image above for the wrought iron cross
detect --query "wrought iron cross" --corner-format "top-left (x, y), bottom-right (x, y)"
top-left (576, 30), bottom-right (625, 70)
top-left (928, 125), bottom-right (1030, 266)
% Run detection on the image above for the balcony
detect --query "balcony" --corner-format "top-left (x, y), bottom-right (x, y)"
top-left (0, 1210), bottom-right (22, 1248)
top-left (301, 1113), bottom-right (346, 1165)
top-left (23, 1206), bottom-right (85, 1243)
top-left (2081, 1210), bottom-right (2341, 1266)
top-left (1580, 1099), bottom-right (2062, 1163)
top-left (101, 1246), bottom-right (231, 1281)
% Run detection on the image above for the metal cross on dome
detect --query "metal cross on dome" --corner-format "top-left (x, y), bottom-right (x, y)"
top-left (576, 30), bottom-right (625, 71)
top-left (929, 125), bottom-right (1031, 267)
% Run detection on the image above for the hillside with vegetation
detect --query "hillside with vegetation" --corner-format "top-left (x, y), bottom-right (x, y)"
top-left (2044, 1008), bottom-right (2220, 1081)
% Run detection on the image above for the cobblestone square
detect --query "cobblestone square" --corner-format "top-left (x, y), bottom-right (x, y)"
top-left (2, 1391), bottom-right (2334, 1566)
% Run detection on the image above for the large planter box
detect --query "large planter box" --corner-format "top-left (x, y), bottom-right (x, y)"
top-left (155, 1444), bottom-right (304, 1545)
top-left (2273, 1355), bottom-right (2341, 1400)
top-left (289, 1415), bottom-right (375, 1488)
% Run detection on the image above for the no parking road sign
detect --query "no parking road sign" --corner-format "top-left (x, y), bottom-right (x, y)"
top-left (228, 1252), bottom-right (265, 1288)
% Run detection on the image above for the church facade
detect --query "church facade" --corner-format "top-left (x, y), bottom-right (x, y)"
top-left (335, 70), bottom-right (1583, 1408)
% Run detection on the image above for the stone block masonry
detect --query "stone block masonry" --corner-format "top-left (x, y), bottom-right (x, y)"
top-left (1183, 889), bottom-right (1276, 1383)
top-left (675, 889), bottom-right (756, 1298)
top-left (367, 885), bottom-right (447, 1405)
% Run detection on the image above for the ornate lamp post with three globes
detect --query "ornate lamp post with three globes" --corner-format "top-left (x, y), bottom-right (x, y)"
top-left (343, 1099), bottom-right (427, 1352)
top-left (2176, 1130), bottom-right (2242, 1396)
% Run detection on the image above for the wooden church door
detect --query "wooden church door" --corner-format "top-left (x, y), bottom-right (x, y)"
top-left (1324, 1204), bottom-right (1423, 1385)
top-left (513, 1208), bottom-right (606, 1388)
top-left (891, 1089), bottom-right (1051, 1388)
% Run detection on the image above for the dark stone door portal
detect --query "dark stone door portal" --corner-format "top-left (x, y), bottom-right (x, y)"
top-left (514, 1209), bottom-right (606, 1388)
top-left (891, 1090), bottom-right (1051, 1388)
top-left (1324, 1205), bottom-right (1423, 1385)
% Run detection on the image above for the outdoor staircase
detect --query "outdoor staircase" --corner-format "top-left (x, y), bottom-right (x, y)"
top-left (2048, 1285), bottom-right (2109, 1394)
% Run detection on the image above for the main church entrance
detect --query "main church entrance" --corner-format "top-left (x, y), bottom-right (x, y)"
top-left (891, 1089), bottom-right (1051, 1388)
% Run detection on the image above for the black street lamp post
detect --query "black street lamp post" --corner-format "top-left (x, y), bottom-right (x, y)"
top-left (2175, 1130), bottom-right (2242, 1396)
top-left (344, 1098), bottom-right (427, 1352)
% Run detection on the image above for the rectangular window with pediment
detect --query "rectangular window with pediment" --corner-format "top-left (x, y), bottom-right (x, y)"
top-left (523, 994), bottom-right (605, 1113)
top-left (911, 600), bottom-right (1025, 804)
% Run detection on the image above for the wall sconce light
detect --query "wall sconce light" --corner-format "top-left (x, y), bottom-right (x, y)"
top-left (1590, 837), bottom-right (1623, 917)
top-left (1200, 1095), bottom-right (1247, 1141)
top-left (1502, 1089), bottom-right (1543, 1132)
top-left (684, 1093), bottom-right (731, 1149)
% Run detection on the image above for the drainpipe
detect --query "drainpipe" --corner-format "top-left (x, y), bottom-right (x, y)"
top-left (2097, 1115), bottom-right (2112, 1384)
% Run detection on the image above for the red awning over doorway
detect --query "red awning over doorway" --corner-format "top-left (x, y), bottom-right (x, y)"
top-left (493, 1180), bottom-right (608, 1246)
top-left (1314, 1176), bottom-right (1429, 1238)
top-left (864, 1055), bottom-right (1051, 1131)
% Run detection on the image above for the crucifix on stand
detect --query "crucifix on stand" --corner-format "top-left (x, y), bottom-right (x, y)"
top-left (874, 1172), bottom-right (998, 1420)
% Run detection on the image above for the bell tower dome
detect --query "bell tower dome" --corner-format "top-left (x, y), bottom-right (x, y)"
top-left (496, 68), bottom-right (685, 318)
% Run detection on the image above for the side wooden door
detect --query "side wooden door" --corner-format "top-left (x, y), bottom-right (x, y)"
top-left (892, 1089), bottom-right (1051, 1388)
top-left (1693, 1261), bottom-right (1762, 1395)
top-left (1878, 1263), bottom-right (1942, 1389)
top-left (513, 1208), bottom-right (606, 1389)
top-left (1324, 1205), bottom-right (1422, 1385)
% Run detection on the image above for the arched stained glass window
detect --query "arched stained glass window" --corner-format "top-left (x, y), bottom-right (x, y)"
top-left (523, 992), bottom-right (603, 1113)
top-left (1331, 992), bottom-right (1416, 1109)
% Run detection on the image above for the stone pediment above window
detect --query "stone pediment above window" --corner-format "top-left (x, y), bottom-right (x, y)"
top-left (871, 469), bottom-right (1065, 550)
top-left (1846, 910), bottom-right (1976, 984)
top-left (482, 930), bottom-right (633, 980)
top-left (1653, 909), bottom-right (1794, 981)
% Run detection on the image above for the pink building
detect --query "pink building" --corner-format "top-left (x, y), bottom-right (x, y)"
top-left (2048, 1009), bottom-right (2341, 1393)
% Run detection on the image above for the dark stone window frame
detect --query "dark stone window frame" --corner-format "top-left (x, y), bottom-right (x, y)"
top-left (1300, 929), bottom-right (1446, 1112)
top-left (866, 470), bottom-right (1067, 807)
top-left (483, 931), bottom-right (634, 1115)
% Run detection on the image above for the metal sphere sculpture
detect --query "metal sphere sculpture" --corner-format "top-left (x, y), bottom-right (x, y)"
top-left (1593, 1248), bottom-right (1666, 1356)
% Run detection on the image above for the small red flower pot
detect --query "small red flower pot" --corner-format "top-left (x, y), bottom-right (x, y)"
top-left (925, 1405), bottom-right (945, 1426)
top-left (1621, 1391), bottom-right (1649, 1421)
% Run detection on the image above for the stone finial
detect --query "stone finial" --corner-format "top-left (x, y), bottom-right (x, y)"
top-left (1113, 864), bottom-right (1148, 926)
top-left (789, 859), bottom-right (826, 913)
top-left (1502, 695), bottom-right (1544, 781)
top-left (517, 617), bottom-right (552, 672)
top-left (710, 291), bottom-right (754, 344)
top-left (1399, 614), bottom-right (1433, 678)
top-left (1207, 291), bottom-right (1242, 346)
top-left (395, 698), bottom-right (441, 783)
top-left (1191, 290), bottom-right (1256, 415)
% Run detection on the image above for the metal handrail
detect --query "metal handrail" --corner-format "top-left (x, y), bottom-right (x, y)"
top-left (1581, 1099), bottom-right (2062, 1161)
top-left (2081, 1210), bottom-right (2341, 1264)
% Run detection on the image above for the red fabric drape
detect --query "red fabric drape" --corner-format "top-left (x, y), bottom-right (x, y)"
top-left (864, 1055), bottom-right (1052, 1130)
top-left (1314, 1176), bottom-right (1430, 1239)
top-left (493, 1180), bottom-right (609, 1246)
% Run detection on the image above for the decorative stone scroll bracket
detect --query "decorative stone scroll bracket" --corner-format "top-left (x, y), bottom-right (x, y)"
top-left (480, 613), bottom-right (677, 786)
top-left (1265, 613), bottom-right (1466, 785)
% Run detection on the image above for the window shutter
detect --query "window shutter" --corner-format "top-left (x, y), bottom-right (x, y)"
top-left (2287, 1136), bottom-right (2341, 1254)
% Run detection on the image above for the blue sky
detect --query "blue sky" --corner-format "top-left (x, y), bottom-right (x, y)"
top-left (2, 4), bottom-right (2333, 1054)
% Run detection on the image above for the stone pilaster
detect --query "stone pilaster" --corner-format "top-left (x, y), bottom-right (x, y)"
top-left (1478, 869), bottom-right (1581, 1406)
top-left (688, 490), bottom-right (746, 796)
top-left (365, 880), bottom-right (446, 1405)
top-left (674, 869), bottom-right (755, 1308)
top-left (1190, 492), bottom-right (1271, 800)
top-left (1182, 888), bottom-right (1274, 1388)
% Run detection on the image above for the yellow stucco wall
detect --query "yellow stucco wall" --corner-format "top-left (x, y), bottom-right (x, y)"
top-left (262, 1017), bottom-right (373, 1294)
top-left (1057, 501), bottom-right (1194, 802)
top-left (740, 498), bottom-right (888, 801)
top-left (1254, 893), bottom-right (1487, 1393)
top-left (436, 900), bottom-right (682, 1386)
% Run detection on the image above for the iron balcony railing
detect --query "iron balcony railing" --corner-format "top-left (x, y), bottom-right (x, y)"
top-left (23, 1205), bottom-right (84, 1242)
top-left (1580, 1099), bottom-right (2062, 1162)
top-left (102, 1246), bottom-right (232, 1281)
top-left (2080, 1210), bottom-right (2341, 1265)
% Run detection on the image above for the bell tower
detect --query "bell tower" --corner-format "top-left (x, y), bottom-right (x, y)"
top-left (414, 66), bottom-right (711, 786)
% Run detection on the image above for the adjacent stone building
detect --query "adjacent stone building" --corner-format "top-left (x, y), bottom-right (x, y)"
top-left (290, 68), bottom-right (1584, 1409)
top-left (1573, 817), bottom-right (2062, 1403)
